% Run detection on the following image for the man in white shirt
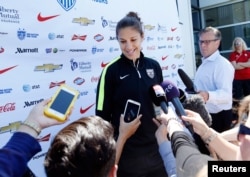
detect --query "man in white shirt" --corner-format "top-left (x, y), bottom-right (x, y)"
top-left (194, 26), bottom-right (234, 132)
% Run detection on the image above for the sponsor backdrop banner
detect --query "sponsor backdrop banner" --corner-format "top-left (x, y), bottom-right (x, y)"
top-left (0, 0), bottom-right (184, 176)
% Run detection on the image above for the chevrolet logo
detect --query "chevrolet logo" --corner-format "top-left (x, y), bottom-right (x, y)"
top-left (0, 121), bottom-right (21, 134)
top-left (144, 25), bottom-right (155, 31)
top-left (72, 17), bottom-right (95, 26)
top-left (34, 64), bottom-right (63, 72)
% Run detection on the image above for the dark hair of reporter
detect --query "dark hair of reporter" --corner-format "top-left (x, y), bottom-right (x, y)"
top-left (44, 116), bottom-right (116, 177)
top-left (116, 11), bottom-right (144, 39)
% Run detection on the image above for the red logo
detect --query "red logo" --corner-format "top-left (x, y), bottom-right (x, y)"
top-left (37, 134), bottom-right (51, 142)
top-left (72, 34), bottom-right (87, 41)
top-left (171, 27), bottom-right (177, 32)
top-left (0, 103), bottom-right (15, 113)
top-left (101, 61), bottom-right (109, 68)
top-left (37, 13), bottom-right (59, 22)
top-left (80, 103), bottom-right (95, 114)
top-left (0, 65), bottom-right (17, 74)
top-left (162, 55), bottom-right (168, 61)
top-left (49, 81), bottom-right (66, 88)
top-left (0, 47), bottom-right (4, 53)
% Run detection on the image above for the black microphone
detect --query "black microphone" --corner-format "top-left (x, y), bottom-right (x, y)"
top-left (182, 94), bottom-right (212, 127)
top-left (160, 80), bottom-right (194, 134)
top-left (149, 84), bottom-right (168, 115)
top-left (178, 88), bottom-right (187, 103)
top-left (178, 68), bottom-right (197, 94)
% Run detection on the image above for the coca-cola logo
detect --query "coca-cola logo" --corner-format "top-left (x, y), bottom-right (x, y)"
top-left (0, 103), bottom-right (15, 113)
top-left (91, 76), bottom-right (100, 82)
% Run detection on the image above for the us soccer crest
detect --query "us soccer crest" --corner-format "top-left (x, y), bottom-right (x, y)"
top-left (146, 69), bottom-right (155, 79)
top-left (17, 29), bottom-right (26, 40)
top-left (57, 0), bottom-right (76, 11)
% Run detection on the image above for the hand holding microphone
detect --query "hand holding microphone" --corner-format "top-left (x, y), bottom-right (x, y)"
top-left (160, 80), bottom-right (194, 134)
top-left (178, 68), bottom-right (209, 102)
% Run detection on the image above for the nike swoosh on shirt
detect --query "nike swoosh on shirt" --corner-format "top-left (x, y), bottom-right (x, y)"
top-left (0, 65), bottom-right (17, 74)
top-left (37, 13), bottom-right (59, 22)
top-left (120, 74), bottom-right (129, 79)
top-left (80, 103), bottom-right (95, 114)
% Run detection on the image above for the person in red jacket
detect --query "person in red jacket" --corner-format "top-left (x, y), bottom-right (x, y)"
top-left (229, 37), bottom-right (250, 100)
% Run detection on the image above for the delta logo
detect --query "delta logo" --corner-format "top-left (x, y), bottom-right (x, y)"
top-left (94, 34), bottom-right (104, 42)
top-left (72, 34), bottom-right (87, 41)
top-left (72, 17), bottom-right (95, 26)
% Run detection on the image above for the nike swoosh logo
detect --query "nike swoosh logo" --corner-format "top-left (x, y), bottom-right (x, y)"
top-left (101, 61), bottom-right (109, 68)
top-left (0, 65), bottom-right (17, 74)
top-left (171, 27), bottom-right (177, 32)
top-left (162, 55), bottom-right (168, 60)
top-left (37, 13), bottom-right (59, 22)
top-left (80, 103), bottom-right (95, 114)
top-left (0, 47), bottom-right (4, 53)
top-left (120, 74), bottom-right (129, 79)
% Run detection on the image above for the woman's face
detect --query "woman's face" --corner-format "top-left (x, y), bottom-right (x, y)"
top-left (234, 40), bottom-right (242, 49)
top-left (117, 27), bottom-right (143, 60)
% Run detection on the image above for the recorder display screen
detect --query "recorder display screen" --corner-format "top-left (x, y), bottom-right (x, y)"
top-left (50, 90), bottom-right (74, 114)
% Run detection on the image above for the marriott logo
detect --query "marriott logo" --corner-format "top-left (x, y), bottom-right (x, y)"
top-left (15, 48), bottom-right (38, 53)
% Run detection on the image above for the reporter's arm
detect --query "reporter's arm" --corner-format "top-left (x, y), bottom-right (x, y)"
top-left (182, 110), bottom-right (238, 160)
top-left (0, 99), bottom-right (70, 177)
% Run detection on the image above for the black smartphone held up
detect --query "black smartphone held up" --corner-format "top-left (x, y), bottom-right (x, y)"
top-left (44, 84), bottom-right (79, 121)
top-left (123, 99), bottom-right (141, 123)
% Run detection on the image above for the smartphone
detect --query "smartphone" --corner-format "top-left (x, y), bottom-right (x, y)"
top-left (123, 99), bottom-right (141, 123)
top-left (44, 84), bottom-right (79, 121)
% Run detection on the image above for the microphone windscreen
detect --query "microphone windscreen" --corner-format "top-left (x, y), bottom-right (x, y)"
top-left (178, 68), bottom-right (196, 93)
top-left (182, 94), bottom-right (212, 126)
top-left (160, 80), bottom-right (180, 101)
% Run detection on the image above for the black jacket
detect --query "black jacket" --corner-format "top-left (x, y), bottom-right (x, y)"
top-left (96, 52), bottom-right (163, 155)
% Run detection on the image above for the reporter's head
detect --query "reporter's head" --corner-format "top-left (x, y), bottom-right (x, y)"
top-left (44, 116), bottom-right (117, 177)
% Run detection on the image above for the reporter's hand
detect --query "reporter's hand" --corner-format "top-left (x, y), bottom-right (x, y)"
top-left (119, 114), bottom-right (142, 141)
top-left (182, 109), bottom-right (209, 136)
top-left (25, 98), bottom-right (71, 130)
top-left (154, 107), bottom-right (177, 125)
top-left (153, 118), bottom-right (168, 145)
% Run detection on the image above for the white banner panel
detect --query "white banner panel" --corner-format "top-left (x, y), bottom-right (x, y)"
top-left (0, 0), bottom-right (184, 176)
